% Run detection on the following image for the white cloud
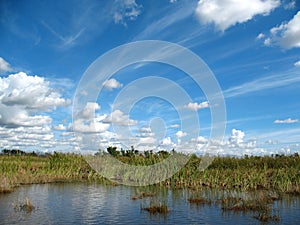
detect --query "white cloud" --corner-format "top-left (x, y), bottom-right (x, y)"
top-left (229, 129), bottom-right (245, 146)
top-left (0, 72), bottom-right (70, 110)
top-left (136, 126), bottom-right (155, 137)
top-left (169, 124), bottom-right (180, 129)
top-left (294, 60), bottom-right (300, 67)
top-left (0, 72), bottom-right (70, 127)
top-left (0, 106), bottom-right (52, 126)
top-left (0, 57), bottom-right (13, 73)
top-left (103, 109), bottom-right (137, 126)
top-left (73, 119), bottom-right (110, 133)
top-left (265, 139), bottom-right (279, 145)
top-left (72, 102), bottom-right (111, 133)
top-left (264, 37), bottom-right (272, 46)
top-left (195, 0), bottom-right (280, 31)
top-left (102, 78), bottom-right (123, 90)
top-left (284, 0), bottom-right (296, 10)
top-left (53, 124), bottom-right (67, 131)
top-left (256, 33), bottom-right (265, 40)
top-left (113, 0), bottom-right (142, 25)
top-left (0, 125), bottom-right (58, 151)
top-left (0, 72), bottom-right (73, 152)
top-left (137, 137), bottom-right (156, 146)
top-left (161, 137), bottom-right (173, 146)
top-left (176, 130), bottom-right (188, 138)
top-left (188, 129), bottom-right (266, 156)
top-left (185, 101), bottom-right (209, 111)
top-left (61, 131), bottom-right (73, 137)
top-left (140, 127), bottom-right (152, 133)
top-left (274, 118), bottom-right (299, 124)
top-left (191, 136), bottom-right (208, 143)
top-left (78, 102), bottom-right (100, 119)
top-left (265, 11), bottom-right (300, 49)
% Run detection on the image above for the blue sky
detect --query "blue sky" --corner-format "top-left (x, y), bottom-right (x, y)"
top-left (0, 0), bottom-right (300, 155)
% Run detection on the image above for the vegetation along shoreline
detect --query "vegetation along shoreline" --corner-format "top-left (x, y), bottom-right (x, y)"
top-left (1, 148), bottom-right (299, 195)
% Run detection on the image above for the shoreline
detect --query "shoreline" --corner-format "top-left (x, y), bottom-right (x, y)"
top-left (1, 152), bottom-right (300, 195)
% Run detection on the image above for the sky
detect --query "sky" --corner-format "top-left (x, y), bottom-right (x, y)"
top-left (0, 0), bottom-right (300, 156)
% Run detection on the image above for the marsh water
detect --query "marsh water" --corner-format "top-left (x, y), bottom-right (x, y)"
top-left (0, 183), bottom-right (299, 224)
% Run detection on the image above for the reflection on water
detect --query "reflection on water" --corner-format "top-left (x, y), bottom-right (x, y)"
top-left (0, 183), bottom-right (299, 224)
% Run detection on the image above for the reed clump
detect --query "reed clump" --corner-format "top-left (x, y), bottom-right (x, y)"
top-left (188, 197), bottom-right (212, 205)
top-left (142, 203), bottom-right (169, 214)
top-left (14, 197), bottom-right (35, 213)
top-left (219, 191), bottom-right (281, 222)
top-left (132, 191), bottom-right (155, 200)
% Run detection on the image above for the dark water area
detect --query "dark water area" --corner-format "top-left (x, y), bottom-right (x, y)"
top-left (0, 183), bottom-right (299, 224)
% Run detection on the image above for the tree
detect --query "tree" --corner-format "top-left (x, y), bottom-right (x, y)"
top-left (107, 146), bottom-right (119, 157)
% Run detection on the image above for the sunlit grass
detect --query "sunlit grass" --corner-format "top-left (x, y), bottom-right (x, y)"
top-left (0, 150), bottom-right (299, 195)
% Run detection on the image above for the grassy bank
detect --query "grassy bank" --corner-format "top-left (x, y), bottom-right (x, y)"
top-left (164, 154), bottom-right (300, 194)
top-left (0, 152), bottom-right (112, 193)
top-left (0, 150), bottom-right (300, 194)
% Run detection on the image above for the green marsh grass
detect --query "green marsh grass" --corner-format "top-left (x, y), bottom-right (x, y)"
top-left (1, 151), bottom-right (300, 195)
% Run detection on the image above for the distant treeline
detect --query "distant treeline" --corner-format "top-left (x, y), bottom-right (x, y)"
top-left (102, 146), bottom-right (172, 158)
top-left (1, 147), bottom-right (299, 159)
top-left (1, 149), bottom-right (50, 156)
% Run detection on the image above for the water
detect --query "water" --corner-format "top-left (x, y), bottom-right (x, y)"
top-left (0, 183), bottom-right (299, 224)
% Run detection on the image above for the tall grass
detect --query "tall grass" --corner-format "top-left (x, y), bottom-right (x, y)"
top-left (0, 153), bottom-right (112, 192)
top-left (1, 151), bottom-right (299, 194)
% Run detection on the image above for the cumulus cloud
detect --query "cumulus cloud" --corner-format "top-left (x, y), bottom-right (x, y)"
top-left (195, 0), bottom-right (280, 31)
top-left (0, 72), bottom-right (70, 110)
top-left (0, 57), bottom-right (13, 73)
top-left (256, 33), bottom-right (265, 40)
top-left (135, 126), bottom-right (156, 137)
top-left (294, 60), bottom-right (300, 67)
top-left (176, 130), bottom-right (188, 138)
top-left (73, 119), bottom-right (110, 133)
top-left (0, 72), bottom-right (73, 152)
top-left (77, 102), bottom-right (101, 119)
top-left (265, 11), bottom-right (300, 49)
top-left (0, 126), bottom-right (59, 150)
top-left (188, 129), bottom-right (264, 156)
top-left (113, 0), bottom-right (142, 25)
top-left (53, 124), bottom-right (67, 131)
top-left (226, 129), bottom-right (259, 152)
top-left (137, 137), bottom-right (156, 146)
top-left (274, 118), bottom-right (299, 124)
top-left (0, 72), bottom-right (70, 127)
top-left (102, 78), bottom-right (123, 90)
top-left (0, 106), bottom-right (52, 127)
top-left (229, 129), bottom-right (245, 146)
top-left (161, 137), bottom-right (173, 146)
top-left (136, 126), bottom-right (155, 137)
top-left (185, 101), bottom-right (209, 111)
top-left (140, 127), bottom-right (152, 133)
top-left (72, 102), bottom-right (111, 133)
top-left (191, 136), bottom-right (208, 143)
top-left (103, 109), bottom-right (137, 126)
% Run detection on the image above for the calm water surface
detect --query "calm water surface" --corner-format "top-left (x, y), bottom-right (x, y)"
top-left (0, 183), bottom-right (299, 224)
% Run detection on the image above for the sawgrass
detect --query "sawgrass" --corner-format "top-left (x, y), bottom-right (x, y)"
top-left (1, 152), bottom-right (299, 195)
